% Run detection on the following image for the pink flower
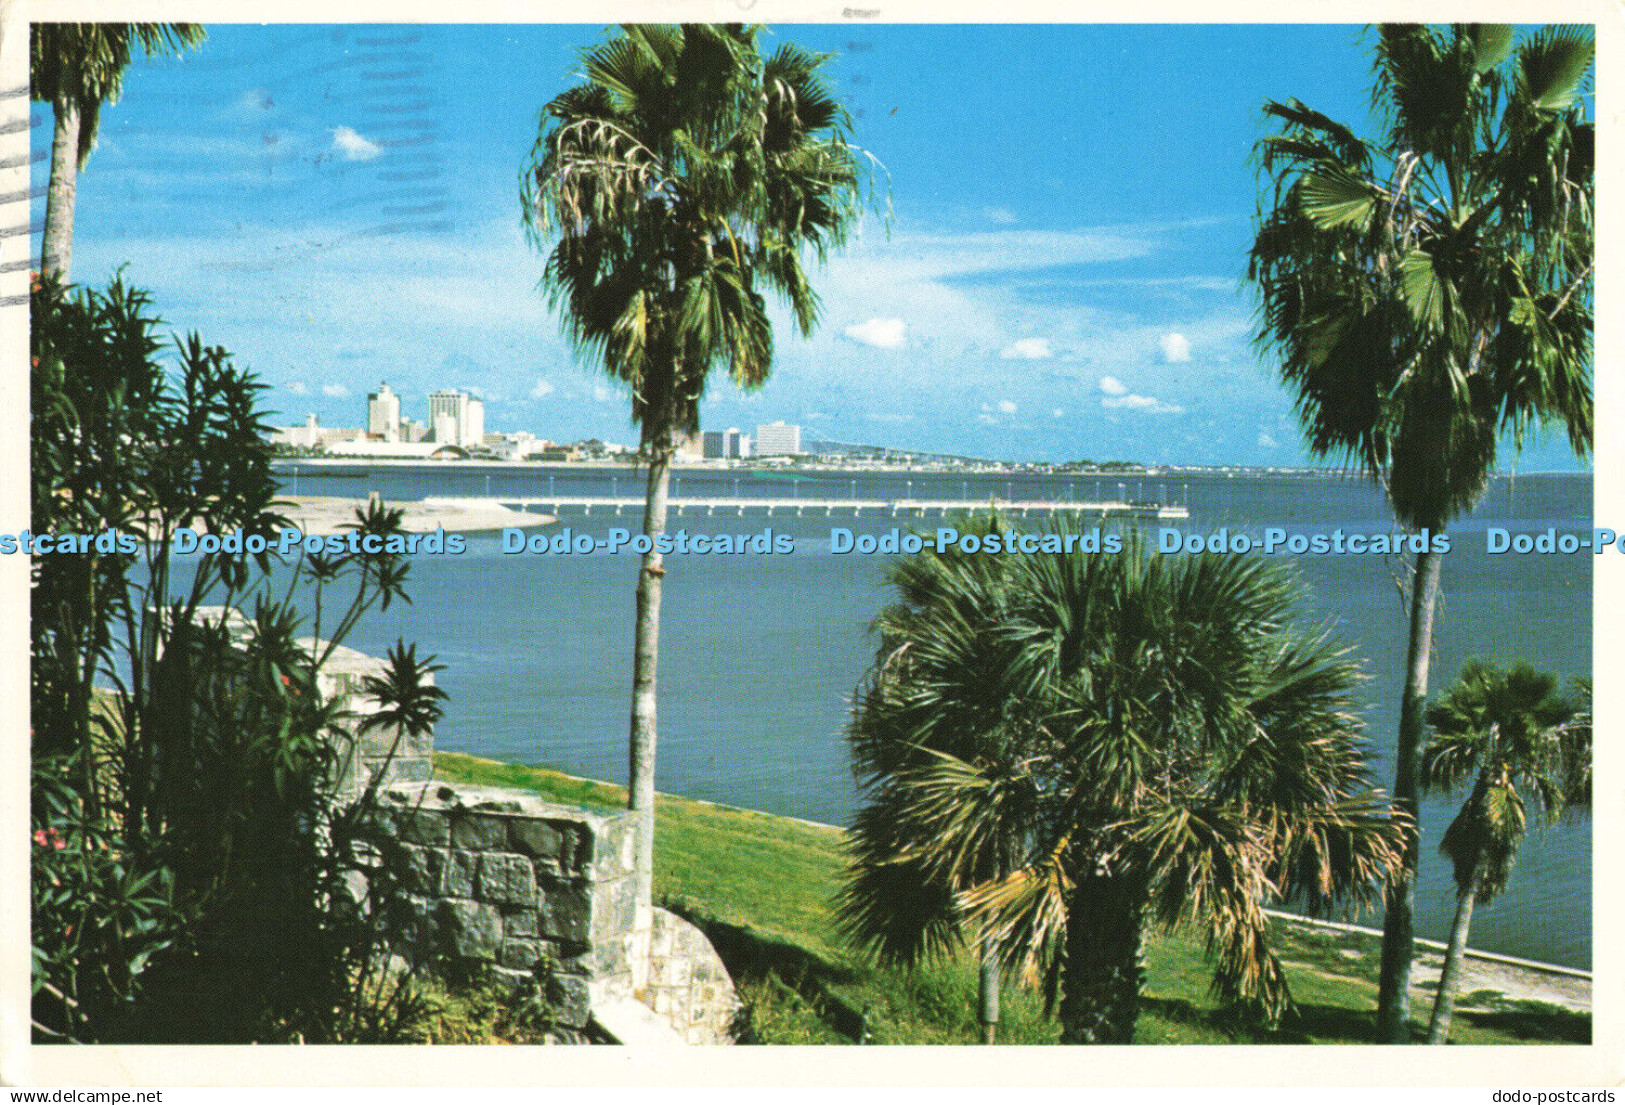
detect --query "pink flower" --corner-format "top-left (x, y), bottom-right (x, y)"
top-left (33, 829), bottom-right (48, 847)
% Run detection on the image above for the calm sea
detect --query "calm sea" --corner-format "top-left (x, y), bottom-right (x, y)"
top-left (278, 463), bottom-right (1593, 969)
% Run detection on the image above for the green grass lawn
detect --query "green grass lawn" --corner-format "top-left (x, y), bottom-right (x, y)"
top-left (432, 752), bottom-right (1588, 1046)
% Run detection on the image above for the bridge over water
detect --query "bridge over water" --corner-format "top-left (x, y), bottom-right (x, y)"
top-left (425, 495), bottom-right (1190, 520)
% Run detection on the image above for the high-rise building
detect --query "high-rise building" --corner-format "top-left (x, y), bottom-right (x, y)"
top-left (367, 383), bottom-right (400, 441)
top-left (427, 389), bottom-right (485, 448)
top-left (755, 420), bottom-right (801, 456)
top-left (701, 427), bottom-right (751, 459)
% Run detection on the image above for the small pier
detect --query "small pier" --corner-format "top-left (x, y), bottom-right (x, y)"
top-left (424, 495), bottom-right (1189, 521)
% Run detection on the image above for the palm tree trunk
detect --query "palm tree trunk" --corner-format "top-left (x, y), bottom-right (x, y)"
top-left (1377, 541), bottom-right (1444, 1042)
top-left (1426, 860), bottom-right (1482, 1044)
top-left (43, 95), bottom-right (80, 281)
top-left (628, 432), bottom-right (673, 987)
top-left (978, 938), bottom-right (1001, 1044)
top-left (1059, 874), bottom-right (1146, 1044)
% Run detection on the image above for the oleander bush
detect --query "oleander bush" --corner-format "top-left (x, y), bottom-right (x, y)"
top-left (30, 273), bottom-right (435, 1042)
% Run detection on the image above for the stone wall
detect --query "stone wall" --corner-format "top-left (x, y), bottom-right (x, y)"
top-left (370, 781), bottom-right (638, 1030)
top-left (644, 908), bottom-right (741, 1045)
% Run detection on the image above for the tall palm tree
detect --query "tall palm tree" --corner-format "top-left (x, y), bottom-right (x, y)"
top-left (31, 23), bottom-right (206, 280)
top-left (841, 522), bottom-right (1405, 1043)
top-left (1420, 664), bottom-right (1588, 1044)
top-left (521, 24), bottom-right (873, 960)
top-left (1247, 24), bottom-right (1593, 1040)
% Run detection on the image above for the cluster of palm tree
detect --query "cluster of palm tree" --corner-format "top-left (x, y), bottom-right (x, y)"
top-left (1248, 23), bottom-right (1593, 1040)
top-left (514, 22), bottom-right (1592, 1045)
top-left (840, 522), bottom-right (1406, 1043)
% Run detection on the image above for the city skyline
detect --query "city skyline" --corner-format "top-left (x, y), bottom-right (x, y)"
top-left (31, 23), bottom-right (1591, 470)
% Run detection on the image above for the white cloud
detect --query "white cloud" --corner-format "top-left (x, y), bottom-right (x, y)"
top-left (866, 412), bottom-right (916, 423)
top-left (1052, 408), bottom-right (1065, 418)
top-left (1000, 337), bottom-right (1052, 360)
top-left (997, 399), bottom-right (1018, 415)
top-left (1102, 393), bottom-right (1184, 415)
top-left (1099, 376), bottom-right (1128, 396)
top-left (976, 413), bottom-right (997, 424)
top-left (983, 206), bottom-right (1018, 225)
top-left (530, 379), bottom-right (556, 399)
top-left (1158, 332), bottom-right (1192, 362)
top-left (843, 317), bottom-right (907, 350)
top-left (592, 383), bottom-right (616, 403)
top-left (1258, 431), bottom-right (1277, 449)
top-left (286, 381), bottom-right (309, 396)
top-left (321, 383), bottom-right (350, 398)
top-left (331, 125), bottom-right (382, 161)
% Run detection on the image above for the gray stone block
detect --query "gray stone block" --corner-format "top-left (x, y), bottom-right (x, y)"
top-left (592, 877), bottom-right (637, 940)
top-left (509, 818), bottom-right (566, 862)
top-left (392, 808), bottom-right (449, 847)
top-left (589, 937), bottom-right (629, 977)
top-left (450, 812), bottom-right (507, 850)
top-left (388, 894), bottom-right (437, 958)
top-left (500, 938), bottom-right (543, 971)
top-left (436, 897), bottom-right (501, 960)
top-left (545, 972), bottom-right (591, 1028)
top-left (503, 906), bottom-right (540, 939)
top-left (584, 815), bottom-right (636, 882)
top-left (398, 844), bottom-right (447, 896)
top-left (443, 850), bottom-right (479, 898)
top-left (479, 852), bottom-right (537, 906)
top-left (392, 757), bottom-right (433, 784)
top-left (482, 965), bottom-right (538, 994)
top-left (538, 883), bottom-right (591, 944)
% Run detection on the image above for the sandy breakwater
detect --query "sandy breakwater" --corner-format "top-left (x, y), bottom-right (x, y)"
top-left (279, 495), bottom-right (554, 536)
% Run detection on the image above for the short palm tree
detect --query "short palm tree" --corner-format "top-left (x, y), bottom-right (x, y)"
top-left (1248, 24), bottom-right (1593, 1039)
top-left (521, 24), bottom-right (873, 945)
top-left (357, 641), bottom-right (449, 806)
top-left (1420, 663), bottom-right (1588, 1044)
top-left (31, 23), bottom-right (206, 279)
top-left (841, 522), bottom-right (1405, 1043)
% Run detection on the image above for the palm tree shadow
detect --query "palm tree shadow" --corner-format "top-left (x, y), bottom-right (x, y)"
top-left (660, 897), bottom-right (869, 1042)
top-left (1137, 996), bottom-right (1382, 1044)
top-left (1454, 1005), bottom-right (1590, 1044)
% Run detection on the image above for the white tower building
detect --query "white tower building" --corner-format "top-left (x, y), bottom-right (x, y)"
top-left (367, 383), bottom-right (401, 441)
top-left (755, 420), bottom-right (801, 456)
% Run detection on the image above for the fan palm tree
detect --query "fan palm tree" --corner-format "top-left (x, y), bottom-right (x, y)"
top-left (1247, 24), bottom-right (1593, 1040)
top-left (31, 23), bottom-right (206, 279)
top-left (521, 24), bottom-right (873, 946)
top-left (1420, 664), bottom-right (1588, 1043)
top-left (839, 532), bottom-right (1026, 1041)
top-left (841, 522), bottom-right (1405, 1043)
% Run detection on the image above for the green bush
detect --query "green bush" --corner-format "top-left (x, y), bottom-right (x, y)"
top-left (30, 273), bottom-right (436, 1042)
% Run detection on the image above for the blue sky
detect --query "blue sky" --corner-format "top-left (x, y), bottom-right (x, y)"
top-left (32, 23), bottom-right (1589, 469)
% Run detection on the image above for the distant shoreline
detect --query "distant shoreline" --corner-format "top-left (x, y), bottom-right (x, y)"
top-left (271, 457), bottom-right (1595, 478)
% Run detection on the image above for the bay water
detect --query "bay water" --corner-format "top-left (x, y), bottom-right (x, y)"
top-left (279, 463), bottom-right (1592, 969)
